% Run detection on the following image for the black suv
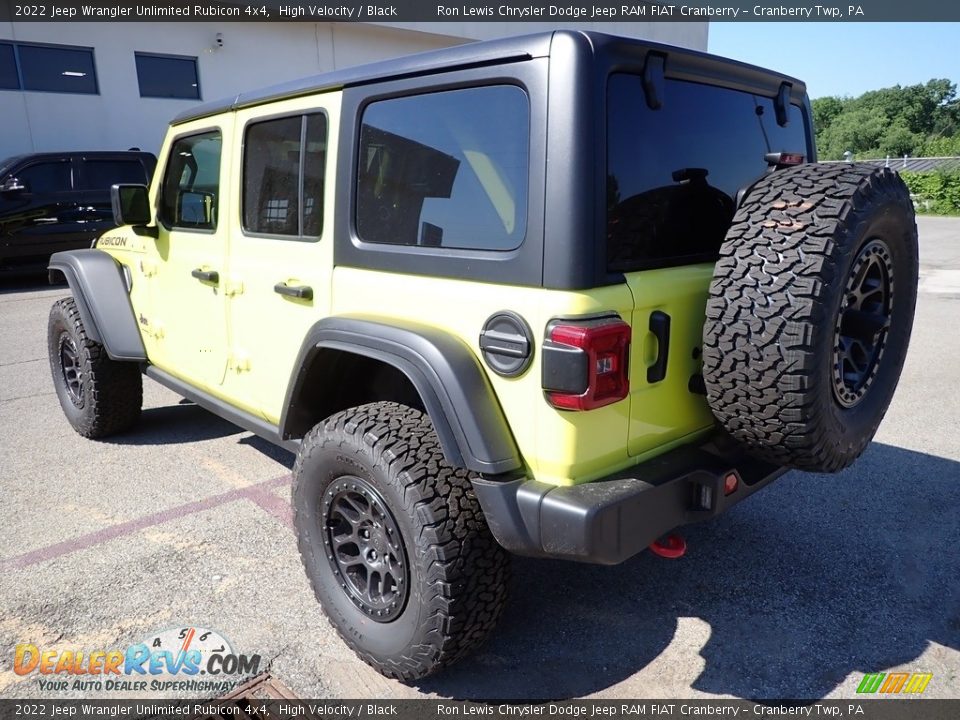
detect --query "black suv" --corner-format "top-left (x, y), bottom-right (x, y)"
top-left (0, 151), bottom-right (156, 270)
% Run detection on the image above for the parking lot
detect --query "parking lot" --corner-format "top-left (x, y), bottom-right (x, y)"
top-left (1, 216), bottom-right (958, 700)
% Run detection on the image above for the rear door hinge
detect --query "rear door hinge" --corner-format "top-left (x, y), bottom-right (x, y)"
top-left (223, 279), bottom-right (244, 297)
top-left (227, 352), bottom-right (251, 373)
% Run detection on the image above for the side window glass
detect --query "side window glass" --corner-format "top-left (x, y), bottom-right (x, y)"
top-left (159, 131), bottom-right (221, 230)
top-left (243, 116), bottom-right (301, 236)
top-left (81, 160), bottom-right (146, 190)
top-left (303, 114), bottom-right (327, 237)
top-left (243, 112), bottom-right (327, 238)
top-left (356, 85), bottom-right (529, 251)
top-left (18, 161), bottom-right (72, 194)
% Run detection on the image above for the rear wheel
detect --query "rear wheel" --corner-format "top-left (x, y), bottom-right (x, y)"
top-left (292, 401), bottom-right (509, 680)
top-left (702, 164), bottom-right (918, 472)
top-left (48, 297), bottom-right (142, 438)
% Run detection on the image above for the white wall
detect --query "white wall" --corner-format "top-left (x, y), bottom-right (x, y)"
top-left (0, 21), bottom-right (707, 160)
top-left (0, 22), bottom-right (465, 159)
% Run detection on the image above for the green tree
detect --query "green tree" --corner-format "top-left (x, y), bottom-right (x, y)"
top-left (812, 79), bottom-right (960, 160)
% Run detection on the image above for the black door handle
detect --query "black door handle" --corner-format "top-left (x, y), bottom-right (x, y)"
top-left (647, 310), bottom-right (671, 384)
top-left (191, 268), bottom-right (219, 283)
top-left (274, 283), bottom-right (313, 301)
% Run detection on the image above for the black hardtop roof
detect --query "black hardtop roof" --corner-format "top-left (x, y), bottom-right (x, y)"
top-left (172, 30), bottom-right (806, 126)
top-left (5, 150), bottom-right (155, 162)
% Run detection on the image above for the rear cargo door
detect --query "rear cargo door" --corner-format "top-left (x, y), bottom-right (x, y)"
top-left (606, 72), bottom-right (810, 457)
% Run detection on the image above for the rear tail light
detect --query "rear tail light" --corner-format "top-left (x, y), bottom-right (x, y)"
top-left (764, 151), bottom-right (805, 168)
top-left (542, 316), bottom-right (631, 411)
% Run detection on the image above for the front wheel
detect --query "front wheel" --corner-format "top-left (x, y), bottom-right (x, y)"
top-left (292, 402), bottom-right (510, 680)
top-left (48, 297), bottom-right (142, 438)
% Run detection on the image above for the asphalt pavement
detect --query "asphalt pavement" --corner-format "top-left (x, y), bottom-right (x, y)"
top-left (0, 216), bottom-right (958, 700)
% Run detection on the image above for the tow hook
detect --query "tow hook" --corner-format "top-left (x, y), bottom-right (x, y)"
top-left (649, 533), bottom-right (687, 559)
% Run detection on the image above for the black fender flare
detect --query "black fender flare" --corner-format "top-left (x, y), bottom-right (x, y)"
top-left (279, 316), bottom-right (522, 475)
top-left (48, 249), bottom-right (146, 362)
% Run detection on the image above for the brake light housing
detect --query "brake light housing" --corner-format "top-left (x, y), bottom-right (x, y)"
top-left (542, 316), bottom-right (631, 411)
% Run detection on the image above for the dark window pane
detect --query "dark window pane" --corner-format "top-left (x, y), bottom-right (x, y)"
top-left (18, 44), bottom-right (97, 94)
top-left (606, 74), bottom-right (809, 271)
top-left (135, 54), bottom-right (199, 99)
top-left (243, 116), bottom-right (302, 236)
top-left (81, 160), bottom-right (147, 190)
top-left (303, 114), bottom-right (327, 237)
top-left (0, 43), bottom-right (18, 90)
top-left (357, 86), bottom-right (529, 251)
top-left (160, 131), bottom-right (221, 230)
top-left (18, 161), bottom-right (72, 193)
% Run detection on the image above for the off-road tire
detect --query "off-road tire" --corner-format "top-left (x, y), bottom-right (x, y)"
top-left (292, 401), bottom-right (510, 680)
top-left (702, 164), bottom-right (918, 472)
top-left (48, 297), bottom-right (143, 438)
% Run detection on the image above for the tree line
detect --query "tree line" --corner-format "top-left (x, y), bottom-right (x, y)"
top-left (812, 79), bottom-right (960, 160)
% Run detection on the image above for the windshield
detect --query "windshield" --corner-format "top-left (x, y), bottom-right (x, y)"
top-left (0, 155), bottom-right (24, 179)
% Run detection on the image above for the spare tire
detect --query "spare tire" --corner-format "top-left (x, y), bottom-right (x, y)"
top-left (702, 164), bottom-right (918, 472)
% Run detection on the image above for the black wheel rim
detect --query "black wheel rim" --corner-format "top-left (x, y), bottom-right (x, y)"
top-left (832, 239), bottom-right (895, 408)
top-left (321, 475), bottom-right (409, 622)
top-left (59, 334), bottom-right (84, 407)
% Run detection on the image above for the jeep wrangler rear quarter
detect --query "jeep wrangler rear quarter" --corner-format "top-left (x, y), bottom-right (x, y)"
top-left (47, 31), bottom-right (918, 680)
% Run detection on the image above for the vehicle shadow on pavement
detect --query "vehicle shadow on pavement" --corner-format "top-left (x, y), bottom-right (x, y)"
top-left (0, 272), bottom-right (58, 294)
top-left (417, 442), bottom-right (960, 701)
top-left (104, 401), bottom-right (243, 445)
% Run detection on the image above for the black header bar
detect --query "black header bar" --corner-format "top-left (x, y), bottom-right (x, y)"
top-left (1, 0), bottom-right (960, 22)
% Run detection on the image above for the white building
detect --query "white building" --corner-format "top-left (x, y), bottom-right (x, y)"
top-left (0, 21), bottom-right (707, 159)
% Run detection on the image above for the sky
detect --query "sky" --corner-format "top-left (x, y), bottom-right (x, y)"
top-left (708, 23), bottom-right (960, 99)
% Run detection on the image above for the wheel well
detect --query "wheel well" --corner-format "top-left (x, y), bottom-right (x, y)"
top-left (286, 349), bottom-right (425, 438)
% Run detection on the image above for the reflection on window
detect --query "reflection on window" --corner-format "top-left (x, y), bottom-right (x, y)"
top-left (607, 74), bottom-right (809, 271)
top-left (160, 131), bottom-right (222, 230)
top-left (135, 53), bottom-right (200, 100)
top-left (356, 85), bottom-right (529, 252)
top-left (17, 43), bottom-right (97, 94)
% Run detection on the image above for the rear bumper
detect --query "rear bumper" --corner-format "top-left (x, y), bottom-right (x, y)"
top-left (472, 436), bottom-right (786, 565)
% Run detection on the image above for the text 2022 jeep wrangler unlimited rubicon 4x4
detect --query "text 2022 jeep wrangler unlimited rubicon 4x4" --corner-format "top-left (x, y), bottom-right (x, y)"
top-left (46, 31), bottom-right (918, 680)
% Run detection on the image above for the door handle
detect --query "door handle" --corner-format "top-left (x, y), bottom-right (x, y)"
top-left (274, 282), bottom-right (313, 301)
top-left (191, 268), bottom-right (219, 283)
top-left (647, 310), bottom-right (671, 384)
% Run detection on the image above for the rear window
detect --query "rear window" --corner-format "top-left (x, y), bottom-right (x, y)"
top-left (80, 159), bottom-right (146, 189)
top-left (607, 74), bottom-right (809, 271)
top-left (356, 85), bottom-right (529, 251)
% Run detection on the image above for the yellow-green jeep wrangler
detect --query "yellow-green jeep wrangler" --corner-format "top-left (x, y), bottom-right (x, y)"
top-left (46, 31), bottom-right (918, 680)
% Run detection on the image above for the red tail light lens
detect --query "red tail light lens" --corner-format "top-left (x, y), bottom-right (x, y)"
top-left (543, 317), bottom-right (631, 411)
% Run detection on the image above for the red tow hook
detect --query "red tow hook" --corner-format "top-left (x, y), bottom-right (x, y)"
top-left (649, 533), bottom-right (687, 559)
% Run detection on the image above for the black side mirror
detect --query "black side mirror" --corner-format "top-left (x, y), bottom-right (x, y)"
top-left (111, 184), bottom-right (151, 227)
top-left (1, 177), bottom-right (26, 194)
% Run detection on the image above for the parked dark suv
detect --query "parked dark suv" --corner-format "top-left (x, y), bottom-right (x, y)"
top-left (0, 151), bottom-right (156, 270)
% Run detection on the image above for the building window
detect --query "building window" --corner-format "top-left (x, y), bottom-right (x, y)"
top-left (243, 113), bottom-right (327, 238)
top-left (135, 53), bottom-right (200, 100)
top-left (356, 85), bottom-right (529, 251)
top-left (0, 43), bottom-right (18, 90)
top-left (18, 43), bottom-right (98, 94)
top-left (0, 41), bottom-right (98, 94)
